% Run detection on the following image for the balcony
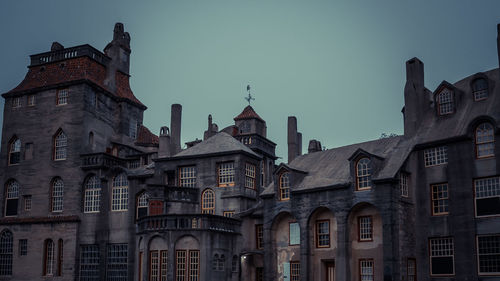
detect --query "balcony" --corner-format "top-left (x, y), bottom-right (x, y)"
top-left (137, 214), bottom-right (241, 234)
top-left (81, 153), bottom-right (127, 170)
top-left (147, 184), bottom-right (199, 203)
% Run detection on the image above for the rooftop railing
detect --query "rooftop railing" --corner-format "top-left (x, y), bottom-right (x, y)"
top-left (30, 45), bottom-right (110, 66)
top-left (137, 214), bottom-right (241, 234)
top-left (81, 153), bottom-right (127, 169)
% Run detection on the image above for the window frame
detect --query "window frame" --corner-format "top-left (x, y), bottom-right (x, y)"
top-left (424, 146), bottom-right (448, 167)
top-left (223, 211), bottom-right (235, 218)
top-left (79, 244), bottom-right (100, 281)
top-left (178, 166), bottom-right (196, 187)
top-left (217, 161), bottom-right (235, 187)
top-left (358, 216), bottom-right (373, 242)
top-left (56, 89), bottom-right (68, 106)
top-left (136, 192), bottom-right (149, 219)
top-left (407, 258), bottom-right (416, 281)
top-left (111, 173), bottom-right (129, 212)
top-left (8, 138), bottom-right (21, 166)
top-left (437, 88), bottom-right (455, 116)
top-left (11, 97), bottom-right (21, 109)
top-left (255, 224), bottom-right (263, 250)
top-left (84, 175), bottom-right (101, 213)
top-left (355, 157), bottom-right (372, 191)
top-left (18, 239), bottom-right (27, 256)
top-left (175, 250), bottom-right (200, 281)
top-left (279, 172), bottom-right (290, 201)
top-left (106, 243), bottom-right (128, 280)
top-left (0, 230), bottom-right (13, 276)
top-left (315, 219), bottom-right (330, 248)
top-left (27, 94), bottom-right (36, 107)
top-left (431, 183), bottom-right (449, 216)
top-left (53, 130), bottom-right (67, 161)
top-left (245, 162), bottom-right (256, 189)
top-left (4, 180), bottom-right (19, 217)
top-left (201, 189), bottom-right (215, 215)
top-left (359, 259), bottom-right (374, 281)
top-left (429, 237), bottom-right (455, 276)
top-left (472, 78), bottom-right (489, 101)
top-left (475, 122), bottom-right (495, 159)
top-left (43, 239), bottom-right (55, 276)
top-left (474, 176), bottom-right (500, 218)
top-left (51, 178), bottom-right (64, 213)
top-left (288, 222), bottom-right (300, 246)
top-left (290, 261), bottom-right (300, 281)
top-left (400, 172), bottom-right (409, 198)
top-left (476, 234), bottom-right (500, 276)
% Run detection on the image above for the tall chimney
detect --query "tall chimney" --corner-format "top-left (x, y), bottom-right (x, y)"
top-left (170, 104), bottom-right (182, 154)
top-left (403, 57), bottom-right (425, 137)
top-left (103, 23), bottom-right (131, 92)
top-left (158, 126), bottom-right (171, 158)
top-left (497, 24), bottom-right (500, 74)
top-left (288, 116), bottom-right (298, 163)
top-left (297, 132), bottom-right (302, 156)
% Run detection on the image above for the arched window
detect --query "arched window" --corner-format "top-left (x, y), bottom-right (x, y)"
top-left (54, 131), bottom-right (67, 160)
top-left (476, 123), bottom-right (495, 158)
top-left (88, 132), bottom-right (94, 149)
top-left (43, 239), bottom-right (55, 276)
top-left (137, 192), bottom-right (149, 219)
top-left (51, 178), bottom-right (64, 212)
top-left (231, 255), bottom-right (238, 272)
top-left (437, 88), bottom-right (454, 115)
top-left (201, 189), bottom-right (215, 214)
top-left (218, 254), bottom-right (225, 271)
top-left (279, 172), bottom-right (290, 201)
top-left (112, 173), bottom-right (128, 211)
top-left (472, 78), bottom-right (488, 101)
top-left (84, 175), bottom-right (101, 213)
top-left (5, 181), bottom-right (19, 217)
top-left (356, 158), bottom-right (372, 190)
top-left (8, 138), bottom-right (21, 165)
top-left (212, 254), bottom-right (219, 270)
top-left (0, 230), bottom-right (13, 276)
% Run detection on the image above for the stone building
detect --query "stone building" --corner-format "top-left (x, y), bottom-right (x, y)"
top-left (0, 22), bottom-right (499, 281)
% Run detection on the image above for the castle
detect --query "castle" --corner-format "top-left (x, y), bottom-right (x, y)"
top-left (1, 22), bottom-right (500, 281)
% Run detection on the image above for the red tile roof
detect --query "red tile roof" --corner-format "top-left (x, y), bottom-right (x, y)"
top-left (136, 125), bottom-right (159, 146)
top-left (234, 105), bottom-right (265, 122)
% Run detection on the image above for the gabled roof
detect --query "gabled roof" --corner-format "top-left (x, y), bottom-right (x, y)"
top-left (234, 105), bottom-right (265, 122)
top-left (136, 125), bottom-right (159, 146)
top-left (174, 132), bottom-right (260, 158)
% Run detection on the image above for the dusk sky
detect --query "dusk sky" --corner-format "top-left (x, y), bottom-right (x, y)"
top-left (1, 1), bottom-right (499, 160)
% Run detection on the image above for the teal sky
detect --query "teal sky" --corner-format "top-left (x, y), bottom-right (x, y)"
top-left (1, 1), bottom-right (499, 161)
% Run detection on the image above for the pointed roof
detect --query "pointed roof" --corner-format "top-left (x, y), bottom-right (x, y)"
top-left (174, 132), bottom-right (260, 158)
top-left (234, 105), bottom-right (265, 122)
top-left (135, 125), bottom-right (159, 146)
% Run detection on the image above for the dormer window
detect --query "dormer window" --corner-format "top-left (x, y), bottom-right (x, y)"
top-left (356, 158), bottom-right (372, 191)
top-left (472, 78), bottom-right (488, 101)
top-left (437, 88), bottom-right (454, 115)
top-left (279, 172), bottom-right (290, 201)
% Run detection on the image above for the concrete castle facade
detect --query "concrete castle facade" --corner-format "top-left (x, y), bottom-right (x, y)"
top-left (1, 23), bottom-right (500, 281)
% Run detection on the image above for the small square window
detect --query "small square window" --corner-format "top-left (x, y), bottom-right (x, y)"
top-left (223, 211), bottom-right (235, 218)
top-left (19, 239), bottom-right (27, 256)
top-left (56, 89), bottom-right (68, 105)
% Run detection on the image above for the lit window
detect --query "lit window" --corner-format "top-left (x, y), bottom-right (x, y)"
top-left (57, 89), bottom-right (68, 105)
top-left (137, 193), bottom-right (149, 219)
top-left (54, 131), bottom-right (67, 160)
top-left (8, 138), bottom-right (21, 165)
top-left (218, 162), bottom-right (235, 187)
top-left (27, 95), bottom-right (36, 106)
top-left (356, 158), bottom-right (372, 190)
top-left (175, 250), bottom-right (199, 281)
top-left (245, 163), bottom-right (256, 189)
top-left (429, 237), bottom-right (454, 276)
top-left (12, 97), bottom-right (21, 109)
top-left (84, 175), bottom-right (101, 213)
top-left (407, 259), bottom-right (416, 281)
top-left (358, 216), bottom-right (373, 241)
top-left (290, 261), bottom-right (300, 281)
top-left (289, 222), bottom-right (300, 245)
top-left (201, 189), bottom-right (215, 214)
top-left (43, 239), bottom-right (55, 276)
top-left (316, 220), bottom-right (330, 248)
top-left (5, 181), bottom-right (19, 216)
top-left (51, 178), bottom-right (64, 212)
top-left (477, 235), bottom-right (500, 274)
top-left (437, 88), bottom-right (454, 115)
top-left (223, 211), bottom-right (235, 218)
top-left (106, 244), bottom-right (128, 281)
top-left (24, 195), bottom-right (32, 211)
top-left (474, 176), bottom-right (500, 217)
top-left (475, 123), bottom-right (494, 158)
top-left (19, 239), bottom-right (27, 256)
top-left (111, 174), bottom-right (128, 211)
top-left (179, 166), bottom-right (196, 187)
top-left (129, 119), bottom-right (137, 139)
top-left (79, 245), bottom-right (99, 280)
top-left (279, 172), bottom-right (290, 201)
top-left (232, 255), bottom-right (238, 272)
top-left (359, 259), bottom-right (374, 281)
top-left (424, 146), bottom-right (448, 167)
top-left (400, 172), bottom-right (409, 197)
top-left (256, 224), bottom-right (263, 250)
top-left (431, 183), bottom-right (449, 215)
top-left (0, 230), bottom-right (13, 276)
top-left (472, 78), bottom-right (488, 101)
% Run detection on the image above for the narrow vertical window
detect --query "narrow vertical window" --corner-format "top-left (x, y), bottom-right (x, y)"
top-left (256, 224), bottom-right (263, 250)
top-left (358, 216), bottom-right (373, 241)
top-left (84, 175), bottom-right (101, 213)
top-left (106, 244), bottom-right (128, 281)
top-left (5, 181), bottom-right (19, 217)
top-left (472, 78), bottom-right (489, 101)
top-left (11, 97), bottom-right (21, 109)
top-left (51, 178), bottom-right (64, 212)
top-left (43, 239), bottom-right (55, 276)
top-left (279, 172), bottom-right (290, 201)
top-left (24, 195), bottom-right (32, 211)
top-left (429, 237), bottom-right (454, 276)
top-left (223, 211), bottom-right (235, 218)
top-left (218, 162), bottom-right (235, 187)
top-left (217, 254), bottom-right (225, 271)
top-left (24, 142), bottom-right (33, 160)
top-left (316, 220), bottom-right (330, 248)
top-left (407, 258), bottom-right (416, 281)
top-left (356, 158), bottom-right (372, 190)
top-left (57, 89), bottom-right (68, 105)
top-left (57, 239), bottom-right (63, 276)
top-left (188, 250), bottom-right (199, 281)
top-left (79, 244), bottom-right (100, 281)
top-left (150, 250), bottom-right (159, 281)
top-left (212, 254), bottom-right (219, 270)
top-left (400, 172), bottom-right (409, 197)
top-left (111, 173), bottom-right (129, 211)
top-left (54, 131), bottom-right (67, 160)
top-left (477, 235), bottom-right (500, 274)
top-left (359, 259), bottom-right (374, 281)
top-left (289, 222), bottom-right (300, 245)
top-left (0, 230), bottom-right (13, 276)
top-left (256, 267), bottom-right (263, 281)
top-left (27, 95), bottom-right (36, 106)
top-left (260, 160), bottom-right (265, 187)
top-left (8, 138), bottom-right (21, 165)
top-left (474, 176), bottom-right (500, 217)
top-left (175, 250), bottom-right (186, 281)
top-left (290, 261), bottom-right (300, 281)
top-left (232, 255), bottom-right (238, 272)
top-left (431, 183), bottom-right (449, 215)
top-left (137, 193), bottom-right (149, 219)
top-left (129, 119), bottom-right (137, 139)
top-left (475, 123), bottom-right (494, 158)
top-left (245, 163), bottom-right (256, 189)
top-left (18, 239), bottom-right (27, 256)
top-left (160, 250), bottom-right (167, 281)
top-left (201, 189), bottom-right (215, 214)
top-left (437, 88), bottom-right (454, 115)
top-left (179, 166), bottom-right (196, 187)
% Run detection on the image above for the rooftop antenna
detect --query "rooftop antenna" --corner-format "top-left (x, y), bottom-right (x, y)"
top-left (245, 84), bottom-right (255, 106)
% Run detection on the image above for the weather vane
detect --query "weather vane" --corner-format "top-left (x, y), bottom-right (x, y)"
top-left (245, 84), bottom-right (255, 105)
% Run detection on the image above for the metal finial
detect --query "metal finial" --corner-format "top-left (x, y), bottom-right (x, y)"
top-left (245, 84), bottom-right (255, 105)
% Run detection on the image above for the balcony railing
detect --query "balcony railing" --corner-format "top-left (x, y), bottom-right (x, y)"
top-left (146, 185), bottom-right (199, 203)
top-left (81, 153), bottom-right (127, 169)
top-left (137, 214), bottom-right (241, 234)
top-left (30, 44), bottom-right (110, 66)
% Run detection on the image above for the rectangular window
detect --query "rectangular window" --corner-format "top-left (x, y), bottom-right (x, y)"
top-left (431, 183), bottom-right (449, 215)
top-left (245, 163), bottom-right (256, 189)
top-left (23, 195), bottom-right (32, 211)
top-left (256, 224), bottom-right (263, 250)
top-left (256, 267), bottom-right (263, 281)
top-left (80, 244), bottom-right (100, 281)
top-left (474, 176), bottom-right (500, 217)
top-left (477, 235), bottom-right (500, 274)
top-left (429, 237), bottom-right (454, 276)
top-left (129, 119), bottom-right (137, 139)
top-left (111, 186), bottom-right (128, 211)
top-left (179, 166), bottom-right (196, 187)
top-left (189, 250), bottom-right (199, 281)
top-left (12, 97), bottom-right (21, 108)
top-left (424, 146), bottom-right (448, 167)
top-left (358, 216), bottom-right (373, 241)
top-left (289, 222), bottom-right (300, 245)
top-left (106, 244), bottom-right (128, 281)
top-left (27, 95), bottom-right (36, 106)
top-left (57, 89), bottom-right (68, 105)
top-left (290, 261), bottom-right (300, 281)
top-left (175, 250), bottom-right (199, 281)
top-left (160, 251), bottom-right (167, 281)
top-left (400, 172), bottom-right (409, 197)
top-left (19, 239), bottom-right (27, 256)
top-left (223, 211), bottom-right (235, 218)
top-left (407, 258), bottom-right (416, 281)
top-left (176, 250), bottom-right (186, 281)
top-left (218, 162), bottom-right (235, 187)
top-left (359, 259), bottom-right (374, 281)
top-left (129, 160), bottom-right (140, 169)
top-left (316, 220), bottom-right (330, 248)
top-left (150, 251), bottom-right (159, 281)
